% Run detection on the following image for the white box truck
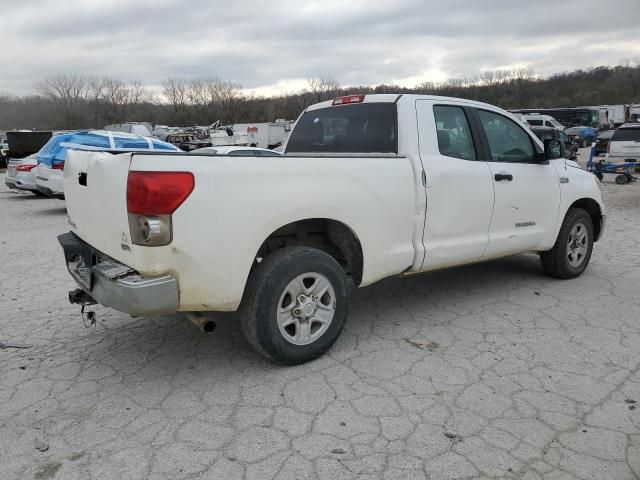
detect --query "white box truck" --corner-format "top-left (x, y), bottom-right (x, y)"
top-left (233, 120), bottom-right (293, 149)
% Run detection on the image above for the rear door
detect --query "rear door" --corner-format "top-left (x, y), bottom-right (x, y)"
top-left (609, 128), bottom-right (640, 159)
top-left (472, 108), bottom-right (561, 257)
top-left (416, 100), bottom-right (495, 270)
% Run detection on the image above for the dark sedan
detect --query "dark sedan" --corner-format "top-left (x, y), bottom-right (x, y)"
top-left (166, 134), bottom-right (212, 152)
top-left (593, 129), bottom-right (614, 156)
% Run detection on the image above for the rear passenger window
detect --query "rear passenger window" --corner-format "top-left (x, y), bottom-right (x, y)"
top-left (611, 129), bottom-right (640, 141)
top-left (433, 105), bottom-right (476, 160)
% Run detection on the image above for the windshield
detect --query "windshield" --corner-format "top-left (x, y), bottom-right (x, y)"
top-left (286, 103), bottom-right (397, 154)
top-left (612, 129), bottom-right (640, 141)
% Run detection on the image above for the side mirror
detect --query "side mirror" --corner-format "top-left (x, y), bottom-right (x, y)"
top-left (544, 139), bottom-right (563, 160)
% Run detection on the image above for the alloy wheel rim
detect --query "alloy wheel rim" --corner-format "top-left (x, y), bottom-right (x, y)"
top-left (567, 222), bottom-right (589, 268)
top-left (276, 272), bottom-right (336, 346)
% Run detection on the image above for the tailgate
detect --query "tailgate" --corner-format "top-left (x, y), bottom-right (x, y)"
top-left (610, 140), bottom-right (640, 157)
top-left (63, 150), bottom-right (134, 264)
top-left (610, 129), bottom-right (640, 158)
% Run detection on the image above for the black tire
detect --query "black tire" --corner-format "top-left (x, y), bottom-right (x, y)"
top-left (594, 172), bottom-right (603, 181)
top-left (239, 246), bottom-right (349, 365)
top-left (540, 208), bottom-right (594, 279)
top-left (616, 174), bottom-right (628, 185)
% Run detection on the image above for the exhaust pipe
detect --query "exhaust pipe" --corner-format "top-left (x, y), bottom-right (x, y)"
top-left (186, 312), bottom-right (216, 333)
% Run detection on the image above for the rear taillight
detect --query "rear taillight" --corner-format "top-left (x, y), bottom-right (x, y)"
top-left (52, 163), bottom-right (64, 170)
top-left (332, 95), bottom-right (365, 106)
top-left (127, 171), bottom-right (194, 246)
top-left (16, 164), bottom-right (36, 172)
top-left (127, 171), bottom-right (194, 215)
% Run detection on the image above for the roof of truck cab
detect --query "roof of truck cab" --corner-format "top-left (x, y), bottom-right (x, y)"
top-left (305, 94), bottom-right (511, 113)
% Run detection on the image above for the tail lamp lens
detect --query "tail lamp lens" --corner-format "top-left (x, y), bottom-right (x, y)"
top-left (127, 171), bottom-right (194, 215)
top-left (52, 163), bottom-right (65, 170)
top-left (16, 164), bottom-right (36, 172)
top-left (127, 171), bottom-right (194, 246)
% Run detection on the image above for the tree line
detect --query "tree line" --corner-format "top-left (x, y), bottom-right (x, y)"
top-left (1, 64), bottom-right (640, 130)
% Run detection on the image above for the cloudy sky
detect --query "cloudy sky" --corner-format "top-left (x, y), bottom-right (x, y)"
top-left (2, 0), bottom-right (639, 96)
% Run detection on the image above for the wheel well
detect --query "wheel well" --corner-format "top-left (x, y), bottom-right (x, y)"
top-left (254, 219), bottom-right (364, 285)
top-left (570, 198), bottom-right (603, 241)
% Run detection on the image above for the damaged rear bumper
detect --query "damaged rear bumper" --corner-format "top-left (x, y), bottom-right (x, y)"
top-left (58, 231), bottom-right (179, 316)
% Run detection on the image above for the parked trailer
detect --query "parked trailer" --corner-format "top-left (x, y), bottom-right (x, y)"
top-left (233, 120), bottom-right (294, 149)
top-left (582, 105), bottom-right (629, 127)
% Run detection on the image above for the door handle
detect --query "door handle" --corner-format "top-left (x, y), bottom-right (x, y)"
top-left (494, 173), bottom-right (513, 182)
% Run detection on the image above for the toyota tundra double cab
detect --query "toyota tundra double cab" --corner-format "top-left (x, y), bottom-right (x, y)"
top-left (59, 94), bottom-right (605, 364)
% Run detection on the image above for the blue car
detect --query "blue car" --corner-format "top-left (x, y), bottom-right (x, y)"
top-left (34, 130), bottom-right (181, 198)
top-left (565, 126), bottom-right (599, 148)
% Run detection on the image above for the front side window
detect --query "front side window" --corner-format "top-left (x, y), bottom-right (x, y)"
top-left (477, 110), bottom-right (535, 163)
top-left (286, 103), bottom-right (397, 154)
top-left (433, 105), bottom-right (476, 160)
top-left (527, 119), bottom-right (543, 126)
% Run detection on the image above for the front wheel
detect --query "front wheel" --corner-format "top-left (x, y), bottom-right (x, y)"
top-left (540, 208), bottom-right (594, 279)
top-left (240, 246), bottom-right (349, 365)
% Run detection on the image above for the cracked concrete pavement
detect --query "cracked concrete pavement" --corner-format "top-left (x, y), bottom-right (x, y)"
top-left (1, 159), bottom-right (640, 479)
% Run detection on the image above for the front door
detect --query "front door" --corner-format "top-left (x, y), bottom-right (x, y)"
top-left (472, 108), bottom-right (561, 258)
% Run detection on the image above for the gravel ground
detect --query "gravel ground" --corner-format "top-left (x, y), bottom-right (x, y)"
top-left (1, 155), bottom-right (640, 480)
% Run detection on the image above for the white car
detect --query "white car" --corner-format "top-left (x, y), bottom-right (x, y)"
top-left (191, 146), bottom-right (281, 156)
top-left (607, 123), bottom-right (640, 162)
top-left (0, 139), bottom-right (8, 159)
top-left (34, 162), bottom-right (66, 198)
top-left (521, 114), bottom-right (565, 130)
top-left (4, 154), bottom-right (41, 194)
top-left (60, 94), bottom-right (605, 364)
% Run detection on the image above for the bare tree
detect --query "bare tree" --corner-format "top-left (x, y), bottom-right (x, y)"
top-left (162, 77), bottom-right (189, 123)
top-left (307, 76), bottom-right (340, 103)
top-left (36, 73), bottom-right (90, 128)
top-left (206, 78), bottom-right (243, 123)
top-left (87, 76), bottom-right (107, 127)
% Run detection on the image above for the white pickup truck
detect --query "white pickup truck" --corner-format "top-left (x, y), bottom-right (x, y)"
top-left (59, 94), bottom-right (605, 364)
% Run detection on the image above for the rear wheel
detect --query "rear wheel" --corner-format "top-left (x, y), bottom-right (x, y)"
top-left (540, 208), bottom-right (594, 279)
top-left (240, 246), bottom-right (349, 365)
